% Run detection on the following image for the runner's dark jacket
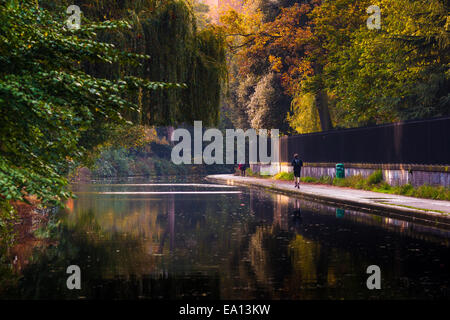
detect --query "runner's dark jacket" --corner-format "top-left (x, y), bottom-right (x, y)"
top-left (291, 158), bottom-right (303, 175)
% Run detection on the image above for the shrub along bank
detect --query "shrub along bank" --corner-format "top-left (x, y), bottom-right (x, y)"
top-left (78, 145), bottom-right (234, 179)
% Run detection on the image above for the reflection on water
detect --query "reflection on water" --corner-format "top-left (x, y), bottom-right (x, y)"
top-left (1, 176), bottom-right (449, 299)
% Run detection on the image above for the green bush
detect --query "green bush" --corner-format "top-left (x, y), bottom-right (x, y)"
top-left (93, 159), bottom-right (116, 177)
top-left (274, 172), bottom-right (294, 180)
top-left (367, 170), bottom-right (383, 185)
top-left (396, 184), bottom-right (414, 195)
top-left (414, 185), bottom-right (450, 201)
top-left (385, 184), bottom-right (449, 200)
top-left (115, 159), bottom-right (131, 176)
top-left (134, 161), bottom-right (151, 176)
top-left (0, 200), bottom-right (16, 225)
top-left (300, 176), bottom-right (318, 183)
top-left (375, 182), bottom-right (392, 193)
top-left (153, 159), bottom-right (165, 175)
top-left (333, 175), bottom-right (365, 188)
top-left (319, 175), bottom-right (333, 185)
top-left (245, 167), bottom-right (257, 177)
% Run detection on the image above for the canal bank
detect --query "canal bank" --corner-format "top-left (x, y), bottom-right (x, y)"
top-left (206, 174), bottom-right (450, 228)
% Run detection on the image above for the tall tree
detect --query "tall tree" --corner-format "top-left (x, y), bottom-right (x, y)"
top-left (0, 0), bottom-right (182, 207)
top-left (221, 1), bottom-right (335, 132)
top-left (317, 0), bottom-right (449, 126)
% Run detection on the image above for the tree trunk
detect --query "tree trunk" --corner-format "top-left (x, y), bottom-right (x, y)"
top-left (313, 64), bottom-right (333, 131)
top-left (315, 88), bottom-right (333, 131)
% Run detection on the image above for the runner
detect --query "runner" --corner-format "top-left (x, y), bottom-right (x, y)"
top-left (291, 154), bottom-right (303, 188)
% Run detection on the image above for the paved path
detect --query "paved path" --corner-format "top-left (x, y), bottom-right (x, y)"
top-left (206, 174), bottom-right (450, 226)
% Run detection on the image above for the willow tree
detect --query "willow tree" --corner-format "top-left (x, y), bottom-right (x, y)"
top-left (49, 0), bottom-right (227, 126)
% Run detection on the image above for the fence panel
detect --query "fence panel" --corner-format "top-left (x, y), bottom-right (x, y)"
top-left (280, 117), bottom-right (450, 165)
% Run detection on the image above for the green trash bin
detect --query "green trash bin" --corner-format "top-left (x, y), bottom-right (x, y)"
top-left (336, 163), bottom-right (345, 179)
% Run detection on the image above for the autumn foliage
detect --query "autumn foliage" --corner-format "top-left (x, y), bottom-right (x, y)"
top-left (220, 0), bottom-right (449, 133)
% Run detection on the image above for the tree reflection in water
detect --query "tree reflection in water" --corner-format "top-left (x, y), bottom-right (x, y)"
top-left (0, 178), bottom-right (449, 299)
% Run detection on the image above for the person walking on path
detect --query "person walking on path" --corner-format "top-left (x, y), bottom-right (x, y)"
top-left (291, 154), bottom-right (303, 188)
top-left (238, 163), bottom-right (246, 176)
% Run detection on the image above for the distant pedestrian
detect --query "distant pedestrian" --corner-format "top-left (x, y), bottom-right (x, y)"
top-left (291, 153), bottom-right (303, 188)
top-left (238, 163), bottom-right (246, 176)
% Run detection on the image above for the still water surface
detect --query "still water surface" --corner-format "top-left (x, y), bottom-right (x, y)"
top-left (2, 176), bottom-right (449, 299)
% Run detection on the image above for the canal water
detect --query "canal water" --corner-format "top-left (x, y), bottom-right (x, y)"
top-left (1, 176), bottom-right (449, 299)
